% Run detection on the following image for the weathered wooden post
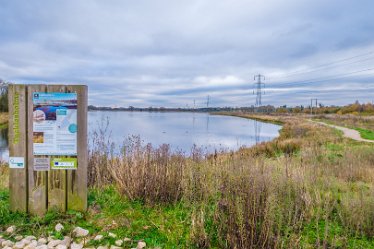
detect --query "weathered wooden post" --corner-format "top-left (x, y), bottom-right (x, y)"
top-left (8, 84), bottom-right (28, 212)
top-left (8, 84), bottom-right (88, 215)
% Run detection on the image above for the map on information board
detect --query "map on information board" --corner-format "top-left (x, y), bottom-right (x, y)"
top-left (33, 92), bottom-right (78, 156)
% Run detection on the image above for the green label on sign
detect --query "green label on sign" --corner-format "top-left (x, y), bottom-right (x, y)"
top-left (13, 92), bottom-right (20, 145)
top-left (51, 157), bottom-right (77, 170)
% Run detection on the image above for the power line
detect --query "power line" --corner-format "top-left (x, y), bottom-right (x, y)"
top-left (274, 56), bottom-right (374, 81)
top-left (269, 67), bottom-right (374, 89)
top-left (268, 51), bottom-right (374, 79)
top-left (276, 51), bottom-right (374, 78)
top-left (269, 86), bottom-right (374, 96)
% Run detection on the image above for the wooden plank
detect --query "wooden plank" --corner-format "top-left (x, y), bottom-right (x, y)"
top-left (47, 85), bottom-right (67, 212)
top-left (27, 85), bottom-right (48, 216)
top-left (8, 84), bottom-right (28, 212)
top-left (66, 85), bottom-right (88, 211)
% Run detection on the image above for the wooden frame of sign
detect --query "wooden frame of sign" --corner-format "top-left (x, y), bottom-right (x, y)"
top-left (8, 84), bottom-right (87, 215)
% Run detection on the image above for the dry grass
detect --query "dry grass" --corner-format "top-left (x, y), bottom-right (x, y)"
top-left (0, 112), bottom-right (8, 127)
top-left (314, 113), bottom-right (374, 131)
top-left (0, 160), bottom-right (9, 189)
top-left (87, 115), bottom-right (374, 248)
top-left (0, 113), bottom-right (8, 189)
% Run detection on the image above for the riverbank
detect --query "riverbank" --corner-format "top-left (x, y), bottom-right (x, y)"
top-left (1, 114), bottom-right (374, 248)
top-left (212, 111), bottom-right (285, 125)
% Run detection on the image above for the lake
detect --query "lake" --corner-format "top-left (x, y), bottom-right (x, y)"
top-left (0, 111), bottom-right (281, 160)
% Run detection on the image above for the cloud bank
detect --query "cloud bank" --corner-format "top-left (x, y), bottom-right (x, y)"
top-left (0, 0), bottom-right (373, 107)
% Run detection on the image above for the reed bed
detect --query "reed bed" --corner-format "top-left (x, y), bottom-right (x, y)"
top-left (87, 116), bottom-right (374, 248)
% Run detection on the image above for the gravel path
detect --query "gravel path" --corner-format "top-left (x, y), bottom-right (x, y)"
top-left (314, 121), bottom-right (374, 143)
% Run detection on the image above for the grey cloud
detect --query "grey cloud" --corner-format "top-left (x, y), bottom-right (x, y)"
top-left (0, 0), bottom-right (373, 107)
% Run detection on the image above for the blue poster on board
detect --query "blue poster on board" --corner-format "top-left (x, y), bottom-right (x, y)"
top-left (32, 92), bottom-right (78, 157)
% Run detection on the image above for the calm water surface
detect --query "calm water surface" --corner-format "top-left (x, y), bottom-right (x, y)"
top-left (0, 128), bottom-right (8, 160)
top-left (0, 111), bottom-right (281, 159)
top-left (90, 111), bottom-right (281, 154)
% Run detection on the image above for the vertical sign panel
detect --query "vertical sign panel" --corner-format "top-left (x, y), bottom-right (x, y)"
top-left (46, 85), bottom-right (67, 212)
top-left (8, 84), bottom-right (27, 212)
top-left (27, 85), bottom-right (48, 215)
top-left (66, 85), bottom-right (88, 211)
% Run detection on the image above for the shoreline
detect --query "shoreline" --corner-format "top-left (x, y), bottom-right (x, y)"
top-left (211, 111), bottom-right (284, 125)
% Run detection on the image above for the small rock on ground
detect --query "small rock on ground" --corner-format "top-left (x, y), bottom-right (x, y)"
top-left (5, 226), bottom-right (16, 234)
top-left (2, 240), bottom-right (14, 247)
top-left (61, 236), bottom-right (71, 246)
top-left (71, 242), bottom-right (84, 249)
top-left (25, 236), bottom-right (37, 241)
top-left (37, 238), bottom-right (47, 245)
top-left (55, 223), bottom-right (64, 232)
top-left (24, 240), bottom-right (38, 249)
top-left (56, 244), bottom-right (68, 249)
top-left (14, 235), bottom-right (23, 241)
top-left (94, 235), bottom-right (104, 241)
top-left (48, 239), bottom-right (62, 248)
top-left (137, 241), bottom-right (146, 249)
top-left (73, 227), bottom-right (89, 237)
top-left (35, 245), bottom-right (48, 249)
top-left (14, 241), bottom-right (26, 249)
top-left (115, 240), bottom-right (123, 246)
top-left (21, 238), bottom-right (31, 245)
top-left (108, 232), bottom-right (116, 238)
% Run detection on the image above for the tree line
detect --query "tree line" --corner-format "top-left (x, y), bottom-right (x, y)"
top-left (276, 101), bottom-right (374, 115)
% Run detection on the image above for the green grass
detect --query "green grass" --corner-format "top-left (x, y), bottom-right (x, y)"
top-left (355, 128), bottom-right (374, 140)
top-left (0, 187), bottom-right (195, 248)
top-left (88, 187), bottom-right (193, 248)
top-left (301, 219), bottom-right (374, 248)
top-left (0, 122), bottom-right (7, 129)
top-left (2, 185), bottom-right (374, 248)
top-left (314, 118), bottom-right (374, 141)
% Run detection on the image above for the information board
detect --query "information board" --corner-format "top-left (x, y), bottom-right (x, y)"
top-left (32, 92), bottom-right (78, 156)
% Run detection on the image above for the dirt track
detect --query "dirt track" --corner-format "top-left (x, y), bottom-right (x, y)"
top-left (314, 121), bottom-right (374, 143)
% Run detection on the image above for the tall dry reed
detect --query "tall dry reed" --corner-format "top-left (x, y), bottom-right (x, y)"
top-left (87, 116), bottom-right (374, 248)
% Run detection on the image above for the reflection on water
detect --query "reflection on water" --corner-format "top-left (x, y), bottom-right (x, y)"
top-left (0, 127), bottom-right (8, 160)
top-left (254, 120), bottom-right (262, 144)
top-left (0, 111), bottom-right (281, 160)
top-left (88, 111), bottom-right (280, 155)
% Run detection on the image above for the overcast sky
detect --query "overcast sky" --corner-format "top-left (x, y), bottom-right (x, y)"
top-left (1, 0), bottom-right (374, 107)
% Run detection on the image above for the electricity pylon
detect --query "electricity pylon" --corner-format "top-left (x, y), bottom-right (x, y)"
top-left (254, 74), bottom-right (265, 107)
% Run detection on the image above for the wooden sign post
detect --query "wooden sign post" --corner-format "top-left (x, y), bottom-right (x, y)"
top-left (8, 84), bottom-right (87, 215)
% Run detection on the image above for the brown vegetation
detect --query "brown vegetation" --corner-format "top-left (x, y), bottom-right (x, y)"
top-left (0, 160), bottom-right (9, 189)
top-left (314, 114), bottom-right (374, 131)
top-left (88, 115), bottom-right (374, 248)
top-left (0, 112), bottom-right (8, 126)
